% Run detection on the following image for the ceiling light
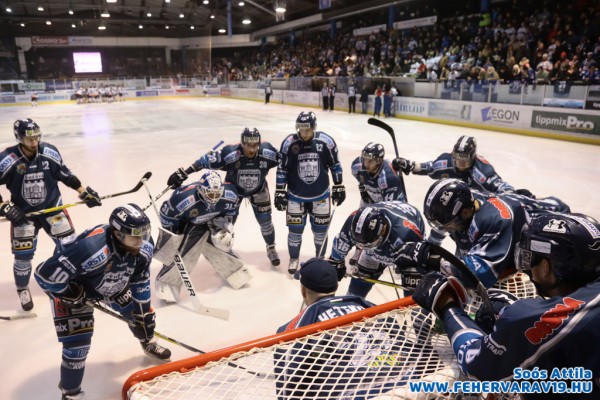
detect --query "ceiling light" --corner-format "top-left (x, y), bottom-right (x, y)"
top-left (71, 23), bottom-right (76, 28)
top-left (210, 14), bottom-right (215, 19)
top-left (203, 0), bottom-right (209, 4)
top-left (68, 8), bottom-right (73, 14)
top-left (138, 24), bottom-right (143, 29)
top-left (238, 1), bottom-right (244, 6)
top-left (146, 10), bottom-right (152, 17)
top-left (179, 12), bottom-right (184, 18)
top-left (98, 23), bottom-right (106, 30)
top-left (165, 25), bottom-right (169, 29)
top-left (101, 9), bottom-right (110, 17)
top-left (165, 0), bottom-right (171, 3)
top-left (218, 28), bottom-right (226, 33)
top-left (274, 0), bottom-right (286, 13)
top-left (37, 4), bottom-right (44, 11)
top-left (190, 25), bottom-right (194, 30)
top-left (46, 19), bottom-right (51, 25)
top-left (106, 0), bottom-right (117, 3)
top-left (242, 17), bottom-right (251, 24)
top-left (20, 22), bottom-right (25, 26)
top-left (6, 6), bottom-right (12, 12)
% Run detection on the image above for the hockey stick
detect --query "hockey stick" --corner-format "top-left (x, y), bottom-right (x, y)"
top-left (387, 265), bottom-right (402, 299)
top-left (317, 203), bottom-right (337, 258)
top-left (141, 180), bottom-right (230, 321)
top-left (91, 301), bottom-right (272, 377)
top-left (0, 171), bottom-right (152, 223)
top-left (0, 312), bottom-right (38, 320)
top-left (347, 273), bottom-right (412, 291)
top-left (367, 118), bottom-right (408, 202)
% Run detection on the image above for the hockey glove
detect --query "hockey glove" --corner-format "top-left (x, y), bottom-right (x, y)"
top-left (395, 241), bottom-right (433, 272)
top-left (398, 266), bottom-right (426, 293)
top-left (328, 258), bottom-right (347, 281)
top-left (392, 157), bottom-right (415, 175)
top-left (57, 282), bottom-right (88, 309)
top-left (274, 189), bottom-right (288, 211)
top-left (131, 310), bottom-right (156, 342)
top-left (167, 167), bottom-right (188, 188)
top-left (0, 201), bottom-right (27, 225)
top-left (413, 271), bottom-right (468, 318)
top-left (475, 288), bottom-right (518, 334)
top-left (331, 184), bottom-right (346, 206)
top-left (79, 186), bottom-right (102, 208)
top-left (358, 184), bottom-right (372, 203)
top-left (514, 188), bottom-right (536, 199)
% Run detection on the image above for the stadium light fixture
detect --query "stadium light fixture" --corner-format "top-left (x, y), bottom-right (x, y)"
top-left (37, 4), bottom-right (44, 11)
top-left (146, 10), bottom-right (152, 17)
top-left (5, 4), bottom-right (12, 12)
top-left (20, 22), bottom-right (25, 26)
top-left (101, 9), bottom-right (110, 17)
top-left (165, 25), bottom-right (170, 29)
top-left (46, 19), bottom-right (51, 25)
top-left (98, 23), bottom-right (106, 30)
top-left (190, 25), bottom-right (195, 30)
top-left (138, 24), bottom-right (143, 29)
top-left (210, 14), bottom-right (215, 19)
top-left (106, 0), bottom-right (117, 3)
top-left (238, 1), bottom-right (244, 6)
top-left (179, 11), bottom-right (184, 18)
top-left (71, 23), bottom-right (76, 28)
top-left (242, 17), bottom-right (251, 24)
top-left (166, 0), bottom-right (171, 3)
top-left (68, 8), bottom-right (73, 14)
top-left (275, 0), bottom-right (286, 13)
top-left (203, 0), bottom-right (209, 4)
top-left (218, 28), bottom-right (226, 33)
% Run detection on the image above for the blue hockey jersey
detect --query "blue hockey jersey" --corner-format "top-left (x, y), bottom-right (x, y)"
top-left (191, 142), bottom-right (278, 197)
top-left (351, 157), bottom-right (407, 203)
top-left (277, 131), bottom-right (343, 202)
top-left (159, 182), bottom-right (240, 234)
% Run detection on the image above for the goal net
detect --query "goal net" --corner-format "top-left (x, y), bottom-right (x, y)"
top-left (123, 273), bottom-right (535, 400)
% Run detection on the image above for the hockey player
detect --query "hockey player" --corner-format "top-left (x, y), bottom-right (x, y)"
top-left (156, 170), bottom-right (242, 298)
top-left (166, 128), bottom-right (280, 267)
top-left (0, 119), bottom-right (101, 312)
top-left (34, 204), bottom-right (171, 400)
top-left (392, 135), bottom-right (534, 195)
top-left (351, 142), bottom-right (407, 206)
top-left (276, 111), bottom-right (346, 274)
top-left (328, 201), bottom-right (426, 298)
top-left (395, 178), bottom-right (570, 289)
top-left (412, 213), bottom-right (600, 397)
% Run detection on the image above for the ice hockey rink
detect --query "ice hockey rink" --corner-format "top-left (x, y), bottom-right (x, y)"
top-left (0, 97), bottom-right (599, 400)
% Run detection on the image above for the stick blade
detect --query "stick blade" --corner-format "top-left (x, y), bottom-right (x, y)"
top-left (367, 117), bottom-right (393, 134)
top-left (140, 171), bottom-right (153, 182)
top-left (0, 312), bottom-right (38, 320)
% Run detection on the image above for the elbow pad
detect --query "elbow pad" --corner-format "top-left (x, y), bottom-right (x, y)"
top-left (65, 175), bottom-right (82, 190)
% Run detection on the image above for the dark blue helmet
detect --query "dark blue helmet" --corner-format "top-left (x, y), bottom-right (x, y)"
top-left (362, 142), bottom-right (385, 162)
top-left (296, 111), bottom-right (317, 131)
top-left (109, 203), bottom-right (151, 251)
top-left (423, 178), bottom-right (474, 231)
top-left (452, 135), bottom-right (477, 169)
top-left (14, 118), bottom-right (42, 144)
top-left (241, 127), bottom-right (261, 145)
top-left (350, 207), bottom-right (390, 249)
top-left (516, 213), bottom-right (600, 286)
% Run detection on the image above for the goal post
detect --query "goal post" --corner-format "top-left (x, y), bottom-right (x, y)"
top-left (123, 273), bottom-right (534, 400)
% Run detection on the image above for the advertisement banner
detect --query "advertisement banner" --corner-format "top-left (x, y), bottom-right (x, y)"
top-left (353, 24), bottom-right (386, 36)
top-left (477, 105), bottom-right (522, 125)
top-left (394, 99), bottom-right (427, 116)
top-left (585, 100), bottom-right (600, 110)
top-left (45, 81), bottom-right (74, 91)
top-left (0, 96), bottom-right (16, 103)
top-left (31, 36), bottom-right (68, 46)
top-left (17, 82), bottom-right (46, 91)
top-left (531, 111), bottom-right (600, 135)
top-left (68, 37), bottom-right (94, 46)
top-left (135, 90), bottom-right (158, 97)
top-left (428, 101), bottom-right (471, 120)
top-left (393, 16), bottom-right (437, 30)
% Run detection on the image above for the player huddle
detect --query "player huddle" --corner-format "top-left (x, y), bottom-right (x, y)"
top-left (1, 112), bottom-right (599, 399)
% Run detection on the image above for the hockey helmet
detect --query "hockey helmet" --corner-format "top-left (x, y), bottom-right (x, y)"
top-left (423, 178), bottom-right (474, 232)
top-left (295, 111), bottom-right (317, 132)
top-left (452, 135), bottom-right (477, 170)
top-left (14, 118), bottom-right (42, 144)
top-left (516, 213), bottom-right (600, 286)
top-left (241, 127), bottom-right (261, 145)
top-left (197, 170), bottom-right (224, 204)
top-left (350, 207), bottom-right (390, 249)
top-left (362, 142), bottom-right (385, 161)
top-left (109, 203), bottom-right (151, 253)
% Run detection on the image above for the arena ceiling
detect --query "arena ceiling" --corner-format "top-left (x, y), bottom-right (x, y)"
top-left (0, 0), bottom-right (405, 39)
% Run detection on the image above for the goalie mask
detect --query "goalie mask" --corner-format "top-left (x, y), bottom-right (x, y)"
top-left (516, 213), bottom-right (600, 288)
top-left (109, 203), bottom-right (151, 255)
top-left (350, 207), bottom-right (390, 249)
top-left (197, 171), bottom-right (224, 204)
top-left (452, 135), bottom-right (477, 170)
top-left (424, 178), bottom-right (474, 233)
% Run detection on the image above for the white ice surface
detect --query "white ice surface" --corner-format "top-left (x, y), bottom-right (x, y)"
top-left (0, 98), bottom-right (598, 399)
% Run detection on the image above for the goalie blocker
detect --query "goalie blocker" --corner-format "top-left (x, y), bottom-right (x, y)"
top-left (154, 227), bottom-right (251, 301)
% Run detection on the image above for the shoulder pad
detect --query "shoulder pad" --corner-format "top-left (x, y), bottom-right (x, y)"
top-left (175, 194), bottom-right (197, 212)
top-left (81, 244), bottom-right (110, 272)
top-left (315, 132), bottom-right (335, 149)
top-left (139, 240), bottom-right (154, 260)
top-left (432, 159), bottom-right (449, 170)
top-left (261, 147), bottom-right (278, 161)
top-left (280, 134), bottom-right (297, 153)
top-left (41, 144), bottom-right (62, 164)
top-left (0, 152), bottom-right (19, 174)
top-left (223, 148), bottom-right (240, 164)
top-left (471, 167), bottom-right (488, 184)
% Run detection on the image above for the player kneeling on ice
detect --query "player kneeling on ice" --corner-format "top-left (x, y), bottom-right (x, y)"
top-left (34, 204), bottom-right (170, 400)
top-left (167, 128), bottom-right (281, 268)
top-left (411, 213), bottom-right (600, 392)
top-left (328, 201), bottom-right (427, 299)
top-left (155, 170), bottom-right (249, 301)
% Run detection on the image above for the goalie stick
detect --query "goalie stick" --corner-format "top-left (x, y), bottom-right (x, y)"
top-left (91, 301), bottom-right (272, 378)
top-left (367, 118), bottom-right (408, 202)
top-left (0, 171), bottom-right (152, 223)
top-left (141, 180), bottom-right (230, 320)
top-left (0, 312), bottom-right (38, 321)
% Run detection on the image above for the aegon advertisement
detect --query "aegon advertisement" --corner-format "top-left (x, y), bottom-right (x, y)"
top-left (531, 111), bottom-right (600, 135)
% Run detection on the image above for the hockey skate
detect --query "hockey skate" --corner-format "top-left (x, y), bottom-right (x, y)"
top-left (17, 287), bottom-right (33, 311)
top-left (288, 258), bottom-right (299, 276)
top-left (266, 244), bottom-right (280, 268)
top-left (142, 338), bottom-right (172, 361)
top-left (60, 383), bottom-right (85, 400)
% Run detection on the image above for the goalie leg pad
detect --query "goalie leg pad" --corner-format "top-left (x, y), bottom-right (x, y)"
top-left (202, 243), bottom-right (251, 289)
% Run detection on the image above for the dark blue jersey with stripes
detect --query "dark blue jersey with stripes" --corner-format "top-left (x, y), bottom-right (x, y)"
top-left (351, 157), bottom-right (407, 203)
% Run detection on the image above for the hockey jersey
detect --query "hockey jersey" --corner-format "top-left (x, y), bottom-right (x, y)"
top-left (277, 131), bottom-right (343, 202)
top-left (415, 152), bottom-right (514, 193)
top-left (0, 142), bottom-right (78, 211)
top-left (191, 142), bottom-right (278, 197)
top-left (351, 157), bottom-right (407, 203)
